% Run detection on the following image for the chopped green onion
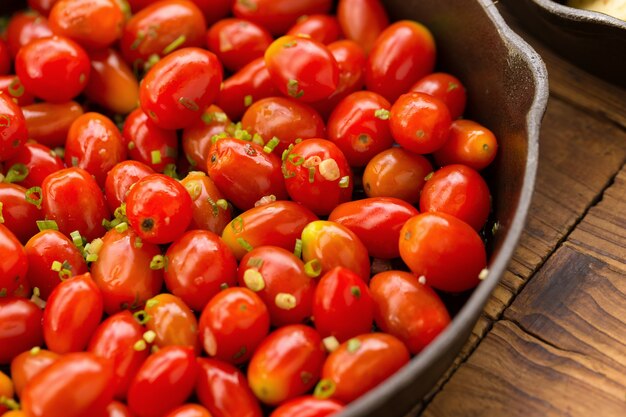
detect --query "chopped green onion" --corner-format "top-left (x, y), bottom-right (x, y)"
top-left (36, 220), bottom-right (58, 231)
top-left (287, 79), bottom-right (304, 98)
top-left (220, 283), bottom-right (229, 290)
top-left (25, 186), bottom-right (42, 209)
top-left (128, 141), bottom-right (136, 150)
top-left (4, 163), bottom-right (29, 183)
top-left (322, 336), bottom-right (340, 352)
top-left (314, 379), bottom-right (336, 399)
top-left (288, 153), bottom-right (304, 166)
top-left (243, 268), bottom-right (265, 292)
top-left (30, 346), bottom-right (41, 355)
top-left (252, 133), bottom-right (264, 146)
top-left (244, 95), bottom-right (253, 107)
top-left (0, 202), bottom-right (3, 223)
top-left (85, 253), bottom-right (98, 263)
top-left (143, 330), bottom-right (157, 343)
top-left (115, 222), bottom-right (128, 233)
top-left (146, 298), bottom-right (159, 308)
top-left (71, 156), bottom-right (79, 167)
top-left (231, 216), bottom-right (244, 233)
top-left (150, 255), bottom-right (167, 270)
top-left (133, 310), bottom-right (151, 325)
top-left (58, 268), bottom-right (72, 281)
top-left (339, 176), bottom-right (350, 188)
top-left (263, 137), bottom-right (280, 153)
top-left (447, 82), bottom-right (459, 92)
top-left (163, 163), bottom-right (178, 179)
top-left (70, 230), bottom-right (83, 247)
top-left (293, 238), bottom-right (302, 258)
top-left (8, 77), bottom-right (24, 98)
top-left (424, 172), bottom-right (434, 181)
top-left (350, 286), bottom-right (361, 298)
top-left (283, 40), bottom-right (297, 48)
top-left (275, 293), bottom-right (296, 310)
top-left (178, 97), bottom-right (199, 111)
top-left (134, 236), bottom-right (143, 248)
top-left (246, 257), bottom-right (264, 269)
top-left (304, 259), bottom-right (322, 277)
top-left (237, 237), bottom-right (253, 252)
top-left (162, 35), bottom-right (186, 54)
top-left (51, 260), bottom-right (63, 272)
top-left (347, 338), bottom-right (361, 353)
top-left (151, 150), bottom-right (162, 165)
top-left (130, 31), bottom-right (145, 50)
top-left (216, 199), bottom-right (229, 210)
top-left (374, 108), bottom-right (390, 120)
top-left (133, 340), bottom-right (147, 351)
top-left (308, 167), bottom-right (316, 183)
top-left (0, 396), bottom-right (20, 411)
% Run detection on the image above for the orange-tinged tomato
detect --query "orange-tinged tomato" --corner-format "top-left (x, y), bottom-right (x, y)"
top-left (165, 404), bottom-right (213, 417)
top-left (145, 293), bottom-right (200, 353)
top-left (10, 349), bottom-right (60, 398)
top-left (0, 369), bottom-right (15, 415)
top-left (21, 101), bottom-right (84, 148)
top-left (337, 0), bottom-right (389, 53)
top-left (433, 119), bottom-right (499, 171)
top-left (269, 396), bottom-right (344, 417)
top-left (180, 172), bottom-right (232, 235)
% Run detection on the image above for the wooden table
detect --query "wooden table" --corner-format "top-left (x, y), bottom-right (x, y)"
top-left (413, 9), bottom-right (626, 417)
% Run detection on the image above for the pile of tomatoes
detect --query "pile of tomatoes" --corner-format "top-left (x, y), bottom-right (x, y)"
top-left (0, 0), bottom-right (500, 416)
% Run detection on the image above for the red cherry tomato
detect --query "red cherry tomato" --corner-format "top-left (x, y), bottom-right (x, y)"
top-left (0, 92), bottom-right (28, 161)
top-left (301, 220), bottom-right (370, 283)
top-left (320, 333), bottom-right (410, 404)
top-left (15, 35), bottom-right (91, 103)
top-left (88, 310), bottom-right (149, 400)
top-left (0, 40), bottom-right (10, 75)
top-left (10, 349), bottom-right (59, 398)
top-left (21, 101), bottom-right (84, 148)
top-left (270, 396), bottom-right (344, 417)
top-left (313, 266), bottom-right (374, 342)
top-left (4, 142), bottom-right (64, 189)
top-left (127, 346), bottom-right (198, 417)
top-left (65, 112), bottom-right (127, 187)
top-left (5, 11), bottom-right (54, 58)
top-left (207, 18), bottom-right (273, 72)
top-left (43, 272), bottom-right (104, 354)
top-left (106, 401), bottom-right (136, 417)
top-left (337, 0), bottom-right (389, 54)
top-left (399, 212), bottom-right (487, 292)
top-left (389, 92), bottom-right (452, 155)
top-left (221, 201), bottom-right (318, 260)
top-left (0, 297), bottom-right (43, 364)
top-left (145, 293), bottom-right (200, 353)
top-left (199, 287), bottom-right (270, 364)
top-left (433, 119), bottom-right (499, 170)
top-left (208, 137), bottom-right (288, 210)
top-left (366, 20), bottom-right (436, 102)
top-left (165, 404), bottom-right (213, 417)
top-left (91, 227), bottom-right (164, 314)
top-left (327, 91), bottom-right (393, 167)
top-left (286, 14), bottom-right (342, 45)
top-left (21, 352), bottom-right (116, 417)
top-left (0, 183), bottom-right (43, 244)
top-left (370, 270), bottom-right (450, 354)
top-left (104, 160), bottom-right (155, 213)
top-left (248, 325), bottom-right (326, 405)
top-left (164, 229), bottom-right (238, 312)
top-left (265, 35), bottom-right (339, 103)
top-left (182, 105), bottom-right (231, 170)
top-left (411, 72), bottom-right (467, 120)
top-left (42, 167), bottom-right (110, 241)
top-left (328, 197), bottom-right (419, 259)
top-left (27, 0), bottom-right (60, 15)
top-left (179, 171), bottom-right (232, 235)
top-left (196, 358), bottom-right (263, 417)
top-left (24, 229), bottom-right (88, 299)
top-left (126, 173), bottom-right (193, 244)
top-left (238, 246), bottom-right (316, 327)
top-left (232, 0), bottom-right (332, 35)
top-left (0, 75), bottom-right (36, 106)
top-left (48, 0), bottom-right (125, 50)
top-left (242, 97), bottom-right (326, 154)
top-left (420, 164), bottom-right (491, 230)
top-left (282, 139), bottom-right (353, 216)
top-left (0, 224), bottom-right (30, 298)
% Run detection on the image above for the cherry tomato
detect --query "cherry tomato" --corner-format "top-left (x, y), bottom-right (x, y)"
top-left (126, 173), bottom-right (193, 244)
top-left (196, 358), bottom-right (263, 417)
top-left (165, 404), bottom-right (213, 417)
top-left (182, 105), bottom-right (231, 170)
top-left (411, 72), bottom-right (467, 120)
top-left (207, 18), bottom-right (273, 72)
top-left (248, 325), bottom-right (326, 405)
top-left (283, 139), bottom-right (353, 216)
top-left (5, 11), bottom-right (53, 59)
top-left (122, 108), bottom-right (179, 173)
top-left (128, 346), bottom-right (198, 417)
top-left (208, 137), bottom-right (288, 211)
top-left (180, 171), bottom-right (232, 235)
top-left (313, 267), bottom-right (374, 342)
top-left (320, 333), bottom-right (410, 403)
top-left (120, 0), bottom-right (206, 68)
top-left (91, 227), bottom-right (164, 314)
top-left (389, 92), bottom-right (451, 154)
top-left (370, 270), bottom-right (450, 354)
top-left (21, 352), bottom-right (116, 417)
top-left (43, 272), bottom-right (103, 353)
top-left (65, 112), bottom-right (127, 187)
top-left (27, 0), bottom-right (59, 15)
top-left (85, 48), bottom-right (140, 114)
top-left (15, 35), bottom-right (90, 103)
top-left (0, 40), bottom-right (10, 76)
top-left (366, 20), bottom-right (436, 102)
top-left (286, 14), bottom-right (342, 45)
top-left (21, 101), bottom-right (84, 148)
top-left (0, 224), bottom-right (30, 298)
top-left (301, 220), bottom-right (370, 282)
top-left (0, 92), bottom-right (28, 161)
top-left (265, 35), bottom-right (339, 103)
top-left (433, 119), bottom-right (499, 170)
top-left (104, 160), bottom-right (155, 213)
top-left (188, 0), bottom-right (232, 26)
top-left (0, 183), bottom-right (43, 244)
top-left (199, 287), bottom-right (270, 364)
top-left (232, 0), bottom-right (332, 35)
top-left (327, 91), bottom-right (393, 167)
top-left (164, 230), bottom-right (238, 312)
top-left (270, 396), bottom-right (344, 417)
top-left (10, 349), bottom-right (60, 398)
top-left (0, 75), bottom-right (36, 106)
top-left (216, 57), bottom-right (279, 121)
top-left (24, 229), bottom-right (88, 299)
top-left (328, 197), bottom-right (419, 259)
top-left (145, 293), bottom-right (200, 353)
top-left (337, 0), bottom-right (389, 54)
top-left (49, 0), bottom-right (124, 50)
top-left (4, 143), bottom-right (64, 189)
top-left (420, 164), bottom-right (491, 230)
top-left (399, 212), bottom-right (487, 292)
top-left (140, 47), bottom-right (222, 130)
top-left (242, 97), bottom-right (326, 154)
top-left (238, 246), bottom-right (315, 327)
top-left (42, 167), bottom-right (110, 241)
top-left (88, 310), bottom-right (149, 400)
top-left (362, 147), bottom-right (433, 204)
top-left (106, 401), bottom-right (136, 417)
top-left (0, 297), bottom-right (43, 364)
top-left (221, 201), bottom-right (318, 260)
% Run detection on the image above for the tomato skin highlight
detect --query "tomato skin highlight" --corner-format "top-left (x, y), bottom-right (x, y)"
top-left (21, 101), bottom-right (84, 148)
top-left (104, 160), bottom-right (155, 213)
top-left (433, 119), bottom-right (499, 171)
top-left (0, 297), bottom-right (43, 365)
top-left (145, 293), bottom-right (200, 354)
top-left (269, 396), bottom-right (344, 417)
top-left (0, 224), bottom-right (30, 299)
top-left (0, 91), bottom-right (28, 161)
top-left (179, 171), bottom-right (232, 235)
top-left (411, 72), bottom-right (467, 120)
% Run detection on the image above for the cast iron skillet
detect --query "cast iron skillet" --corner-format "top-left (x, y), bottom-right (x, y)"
top-left (0, 0), bottom-right (548, 415)
top-left (502, 0), bottom-right (626, 88)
